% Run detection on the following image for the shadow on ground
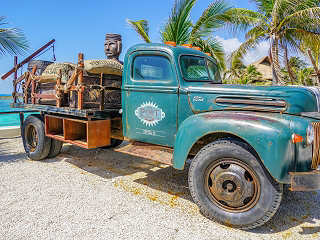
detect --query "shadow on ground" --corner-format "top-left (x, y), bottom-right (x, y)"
top-left (0, 138), bottom-right (26, 163)
top-left (17, 143), bottom-right (320, 234)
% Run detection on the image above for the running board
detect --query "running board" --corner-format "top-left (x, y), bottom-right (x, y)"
top-left (114, 141), bottom-right (173, 166)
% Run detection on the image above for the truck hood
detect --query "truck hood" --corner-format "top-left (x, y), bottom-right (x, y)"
top-left (186, 84), bottom-right (320, 115)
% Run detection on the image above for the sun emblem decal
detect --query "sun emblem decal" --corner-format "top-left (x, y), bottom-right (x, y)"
top-left (135, 102), bottom-right (166, 127)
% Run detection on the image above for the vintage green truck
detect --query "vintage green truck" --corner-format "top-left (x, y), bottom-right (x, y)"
top-left (4, 43), bottom-right (320, 230)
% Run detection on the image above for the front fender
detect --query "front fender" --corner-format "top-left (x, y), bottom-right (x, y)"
top-left (173, 111), bottom-right (295, 183)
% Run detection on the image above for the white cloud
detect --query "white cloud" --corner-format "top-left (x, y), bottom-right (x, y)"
top-left (216, 36), bottom-right (270, 65)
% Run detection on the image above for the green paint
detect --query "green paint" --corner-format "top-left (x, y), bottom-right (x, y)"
top-left (122, 43), bottom-right (320, 184)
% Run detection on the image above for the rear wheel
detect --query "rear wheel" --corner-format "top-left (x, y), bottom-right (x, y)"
top-left (48, 140), bottom-right (63, 158)
top-left (188, 139), bottom-right (282, 229)
top-left (22, 115), bottom-right (51, 160)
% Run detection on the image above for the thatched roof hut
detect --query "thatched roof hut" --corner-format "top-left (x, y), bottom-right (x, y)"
top-left (251, 56), bottom-right (273, 80)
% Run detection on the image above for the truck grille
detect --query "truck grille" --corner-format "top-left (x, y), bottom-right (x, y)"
top-left (312, 122), bottom-right (320, 169)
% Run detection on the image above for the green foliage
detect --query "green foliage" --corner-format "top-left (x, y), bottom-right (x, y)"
top-left (229, 0), bottom-right (320, 85)
top-left (0, 16), bottom-right (28, 56)
top-left (161, 0), bottom-right (196, 45)
top-left (127, 19), bottom-right (151, 43)
top-left (224, 63), bottom-right (270, 85)
top-left (281, 56), bottom-right (316, 86)
top-left (128, 0), bottom-right (245, 71)
top-left (190, 0), bottom-right (231, 42)
top-left (288, 57), bottom-right (307, 70)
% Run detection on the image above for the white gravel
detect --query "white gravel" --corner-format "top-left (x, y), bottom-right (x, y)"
top-left (0, 137), bottom-right (320, 240)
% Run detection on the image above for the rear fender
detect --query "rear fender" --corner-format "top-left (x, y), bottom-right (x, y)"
top-left (173, 111), bottom-right (294, 183)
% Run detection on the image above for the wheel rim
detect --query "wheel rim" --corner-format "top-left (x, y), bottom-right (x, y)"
top-left (26, 125), bottom-right (38, 152)
top-left (205, 158), bottom-right (260, 212)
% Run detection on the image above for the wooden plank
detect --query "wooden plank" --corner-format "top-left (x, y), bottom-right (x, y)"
top-left (46, 134), bottom-right (89, 149)
top-left (34, 94), bottom-right (57, 100)
top-left (87, 120), bottom-right (111, 148)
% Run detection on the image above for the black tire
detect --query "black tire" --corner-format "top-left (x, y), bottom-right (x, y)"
top-left (48, 139), bottom-right (63, 158)
top-left (22, 115), bottom-right (52, 160)
top-left (188, 139), bottom-right (282, 230)
top-left (100, 139), bottom-right (123, 149)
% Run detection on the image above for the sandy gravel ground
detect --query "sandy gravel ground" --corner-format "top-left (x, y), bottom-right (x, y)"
top-left (0, 136), bottom-right (320, 240)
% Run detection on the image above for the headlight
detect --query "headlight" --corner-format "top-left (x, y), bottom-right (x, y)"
top-left (306, 124), bottom-right (314, 145)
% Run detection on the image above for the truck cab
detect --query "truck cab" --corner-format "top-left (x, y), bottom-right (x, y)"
top-left (121, 43), bottom-right (320, 229)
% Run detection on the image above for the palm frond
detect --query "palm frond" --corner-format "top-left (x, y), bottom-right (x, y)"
top-left (161, 0), bottom-right (196, 44)
top-left (272, 0), bottom-right (302, 25)
top-left (0, 17), bottom-right (28, 56)
top-left (231, 33), bottom-right (267, 66)
top-left (254, 0), bottom-right (275, 16)
top-left (245, 24), bottom-right (268, 39)
top-left (222, 8), bottom-right (267, 33)
top-left (280, 7), bottom-right (320, 31)
top-left (127, 19), bottom-right (151, 43)
top-left (190, 0), bottom-right (230, 41)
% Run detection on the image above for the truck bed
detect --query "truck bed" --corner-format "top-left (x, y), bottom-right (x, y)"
top-left (11, 102), bottom-right (120, 119)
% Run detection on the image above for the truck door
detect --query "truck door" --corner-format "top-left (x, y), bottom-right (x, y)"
top-left (123, 51), bottom-right (178, 147)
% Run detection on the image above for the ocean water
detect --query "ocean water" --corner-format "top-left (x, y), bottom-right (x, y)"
top-left (0, 94), bottom-right (29, 127)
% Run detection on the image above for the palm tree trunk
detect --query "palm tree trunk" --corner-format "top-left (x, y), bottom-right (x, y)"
top-left (283, 45), bottom-right (295, 85)
top-left (270, 35), bottom-right (284, 85)
top-left (307, 49), bottom-right (320, 86)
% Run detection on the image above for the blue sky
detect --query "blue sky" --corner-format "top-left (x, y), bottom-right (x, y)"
top-left (0, 0), bottom-right (264, 94)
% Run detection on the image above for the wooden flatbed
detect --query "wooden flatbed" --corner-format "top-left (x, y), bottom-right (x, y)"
top-left (11, 103), bottom-right (120, 119)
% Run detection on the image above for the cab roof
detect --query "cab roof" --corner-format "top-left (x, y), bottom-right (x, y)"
top-left (126, 43), bottom-right (213, 60)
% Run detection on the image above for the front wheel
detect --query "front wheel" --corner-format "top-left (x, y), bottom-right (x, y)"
top-left (22, 115), bottom-right (52, 160)
top-left (188, 139), bottom-right (282, 230)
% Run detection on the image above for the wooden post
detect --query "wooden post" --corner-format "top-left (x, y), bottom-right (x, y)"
top-left (100, 73), bottom-right (104, 111)
top-left (13, 56), bottom-right (18, 103)
top-left (31, 65), bottom-right (37, 104)
top-left (56, 69), bottom-right (62, 107)
top-left (77, 53), bottom-right (84, 110)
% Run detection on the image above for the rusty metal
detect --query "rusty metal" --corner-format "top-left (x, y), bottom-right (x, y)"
top-left (311, 122), bottom-right (320, 169)
top-left (25, 124), bottom-right (38, 152)
top-left (115, 141), bottom-right (173, 165)
top-left (290, 171), bottom-right (320, 191)
top-left (1, 39), bottom-right (55, 80)
top-left (205, 159), bottom-right (260, 212)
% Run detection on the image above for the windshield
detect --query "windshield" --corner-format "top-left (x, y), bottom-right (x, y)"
top-left (180, 55), bottom-right (221, 83)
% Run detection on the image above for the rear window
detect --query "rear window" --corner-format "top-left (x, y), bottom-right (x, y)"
top-left (133, 55), bottom-right (172, 81)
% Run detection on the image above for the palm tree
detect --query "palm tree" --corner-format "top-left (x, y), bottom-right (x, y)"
top-left (300, 42), bottom-right (320, 85)
top-left (0, 16), bottom-right (28, 56)
top-left (224, 62), bottom-right (267, 85)
top-left (223, 57), bottom-right (246, 83)
top-left (127, 0), bottom-right (235, 71)
top-left (230, 0), bottom-right (320, 85)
